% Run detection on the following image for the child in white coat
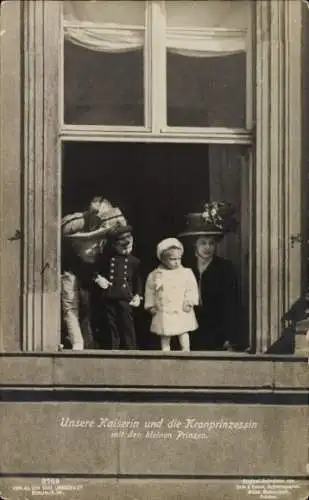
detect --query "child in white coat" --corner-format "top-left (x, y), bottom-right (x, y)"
top-left (144, 238), bottom-right (199, 352)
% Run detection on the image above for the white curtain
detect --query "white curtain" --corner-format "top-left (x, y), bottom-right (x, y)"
top-left (63, 0), bottom-right (248, 57)
top-left (64, 23), bottom-right (144, 53)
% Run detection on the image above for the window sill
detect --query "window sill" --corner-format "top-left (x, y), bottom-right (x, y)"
top-left (0, 352), bottom-right (307, 392)
top-left (0, 350), bottom-right (307, 360)
top-left (60, 126), bottom-right (252, 144)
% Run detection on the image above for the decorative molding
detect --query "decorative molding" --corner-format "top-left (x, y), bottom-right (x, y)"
top-left (254, 0), bottom-right (303, 353)
top-left (0, 353), bottom-right (307, 388)
top-left (23, 0), bottom-right (61, 351)
top-left (0, 0), bottom-right (22, 351)
top-left (284, 0), bottom-right (303, 308)
top-left (60, 127), bottom-right (252, 144)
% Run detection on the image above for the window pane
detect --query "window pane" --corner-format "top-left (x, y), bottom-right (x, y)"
top-left (63, 0), bottom-right (145, 26)
top-left (63, 1), bottom-right (145, 126)
top-left (166, 0), bottom-right (248, 128)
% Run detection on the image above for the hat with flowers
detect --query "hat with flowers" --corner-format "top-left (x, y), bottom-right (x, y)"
top-left (178, 201), bottom-right (238, 238)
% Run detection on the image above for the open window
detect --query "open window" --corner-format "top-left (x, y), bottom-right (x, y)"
top-left (10, 0), bottom-right (305, 353)
top-left (61, 141), bottom-right (250, 350)
top-left (59, 0), bottom-right (252, 352)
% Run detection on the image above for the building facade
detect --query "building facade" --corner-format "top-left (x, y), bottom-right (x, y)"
top-left (0, 1), bottom-right (308, 498)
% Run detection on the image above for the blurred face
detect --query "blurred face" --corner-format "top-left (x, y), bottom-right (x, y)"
top-left (161, 248), bottom-right (182, 269)
top-left (73, 238), bottom-right (103, 263)
top-left (195, 236), bottom-right (216, 260)
top-left (114, 232), bottom-right (133, 255)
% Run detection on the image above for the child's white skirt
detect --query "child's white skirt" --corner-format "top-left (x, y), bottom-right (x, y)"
top-left (150, 309), bottom-right (198, 336)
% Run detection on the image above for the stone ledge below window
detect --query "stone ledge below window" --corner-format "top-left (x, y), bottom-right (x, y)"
top-left (0, 353), bottom-right (307, 390)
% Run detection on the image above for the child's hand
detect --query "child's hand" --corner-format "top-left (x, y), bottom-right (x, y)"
top-left (130, 295), bottom-right (142, 308)
top-left (149, 307), bottom-right (157, 316)
top-left (94, 274), bottom-right (111, 289)
top-left (183, 300), bottom-right (193, 313)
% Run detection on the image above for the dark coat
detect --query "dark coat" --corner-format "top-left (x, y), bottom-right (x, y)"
top-left (191, 255), bottom-right (240, 350)
top-left (95, 253), bottom-right (142, 302)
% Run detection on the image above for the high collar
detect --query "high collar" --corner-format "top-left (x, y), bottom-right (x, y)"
top-left (196, 255), bottom-right (214, 274)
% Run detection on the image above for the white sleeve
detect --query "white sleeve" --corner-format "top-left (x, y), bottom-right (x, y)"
top-left (184, 269), bottom-right (199, 306)
top-left (144, 271), bottom-right (156, 310)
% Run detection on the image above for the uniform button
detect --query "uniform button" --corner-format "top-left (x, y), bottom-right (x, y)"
top-left (122, 284), bottom-right (127, 288)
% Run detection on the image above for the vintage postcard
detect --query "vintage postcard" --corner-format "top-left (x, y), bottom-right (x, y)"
top-left (0, 1), bottom-right (308, 499)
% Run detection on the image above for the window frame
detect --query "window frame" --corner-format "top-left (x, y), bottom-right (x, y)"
top-left (60, 2), bottom-right (150, 132)
top-left (60, 0), bottom-right (254, 141)
top-left (8, 0), bottom-right (304, 355)
top-left (59, 0), bottom-right (254, 353)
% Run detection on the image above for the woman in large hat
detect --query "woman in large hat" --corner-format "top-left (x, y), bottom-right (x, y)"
top-left (178, 201), bottom-right (240, 351)
top-left (61, 197), bottom-right (127, 350)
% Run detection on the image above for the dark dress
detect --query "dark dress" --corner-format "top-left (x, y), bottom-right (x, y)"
top-left (191, 255), bottom-right (240, 350)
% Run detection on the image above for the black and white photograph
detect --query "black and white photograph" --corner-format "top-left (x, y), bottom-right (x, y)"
top-left (0, 0), bottom-right (308, 499)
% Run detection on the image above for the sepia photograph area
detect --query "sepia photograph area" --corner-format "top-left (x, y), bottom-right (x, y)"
top-left (0, 1), bottom-right (308, 499)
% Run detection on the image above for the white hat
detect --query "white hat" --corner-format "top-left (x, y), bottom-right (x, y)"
top-left (156, 238), bottom-right (184, 261)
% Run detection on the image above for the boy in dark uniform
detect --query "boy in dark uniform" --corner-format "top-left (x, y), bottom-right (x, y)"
top-left (94, 225), bottom-right (142, 349)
